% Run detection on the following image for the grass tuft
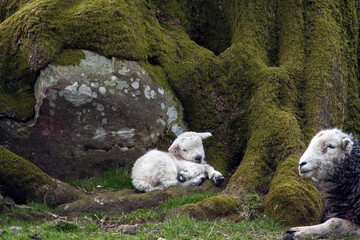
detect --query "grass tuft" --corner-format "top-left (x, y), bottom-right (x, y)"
top-left (66, 167), bottom-right (133, 192)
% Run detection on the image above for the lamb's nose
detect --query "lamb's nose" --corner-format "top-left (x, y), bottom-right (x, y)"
top-left (299, 161), bottom-right (307, 168)
top-left (195, 155), bottom-right (202, 163)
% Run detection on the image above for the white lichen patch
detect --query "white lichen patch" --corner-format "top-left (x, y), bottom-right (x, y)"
top-left (144, 86), bottom-right (156, 99)
top-left (131, 81), bottom-right (139, 89)
top-left (111, 128), bottom-right (135, 139)
top-left (158, 88), bottom-right (164, 94)
top-left (78, 84), bottom-right (92, 97)
top-left (111, 75), bottom-right (118, 81)
top-left (167, 107), bottom-right (178, 124)
top-left (99, 86), bottom-right (106, 95)
top-left (156, 118), bottom-right (166, 126)
top-left (91, 82), bottom-right (99, 88)
top-left (65, 81), bottom-right (78, 92)
top-left (171, 124), bottom-right (184, 136)
top-left (161, 103), bottom-right (165, 110)
top-left (93, 127), bottom-right (107, 141)
top-left (60, 82), bottom-right (94, 107)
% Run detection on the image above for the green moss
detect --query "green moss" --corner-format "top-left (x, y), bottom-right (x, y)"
top-left (302, 0), bottom-right (359, 139)
top-left (166, 195), bottom-right (238, 220)
top-left (0, 146), bottom-right (48, 201)
top-left (224, 67), bottom-right (302, 194)
top-left (50, 49), bottom-right (85, 66)
top-left (264, 153), bottom-right (323, 228)
top-left (0, 88), bottom-right (35, 120)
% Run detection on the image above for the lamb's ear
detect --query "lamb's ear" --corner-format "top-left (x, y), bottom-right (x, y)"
top-left (168, 139), bottom-right (179, 154)
top-left (342, 138), bottom-right (354, 154)
top-left (197, 132), bottom-right (212, 140)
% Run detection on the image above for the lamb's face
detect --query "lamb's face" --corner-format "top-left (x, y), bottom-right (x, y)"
top-left (177, 136), bottom-right (205, 163)
top-left (168, 132), bottom-right (212, 163)
top-left (298, 129), bottom-right (353, 182)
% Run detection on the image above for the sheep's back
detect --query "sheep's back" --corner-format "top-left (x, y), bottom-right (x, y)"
top-left (322, 143), bottom-right (360, 224)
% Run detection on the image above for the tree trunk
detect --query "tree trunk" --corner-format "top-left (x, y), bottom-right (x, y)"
top-left (1, 0), bottom-right (359, 227)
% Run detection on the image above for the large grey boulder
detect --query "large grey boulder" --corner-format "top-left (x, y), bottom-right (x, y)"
top-left (0, 50), bottom-right (186, 180)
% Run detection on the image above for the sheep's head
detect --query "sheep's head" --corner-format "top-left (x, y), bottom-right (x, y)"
top-left (168, 132), bottom-right (212, 163)
top-left (299, 129), bottom-right (353, 182)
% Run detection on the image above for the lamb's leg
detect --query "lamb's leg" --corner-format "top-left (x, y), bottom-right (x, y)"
top-left (161, 178), bottom-right (183, 189)
top-left (180, 173), bottom-right (207, 187)
top-left (178, 165), bottom-right (206, 180)
top-left (203, 164), bottom-right (224, 185)
top-left (286, 217), bottom-right (360, 239)
top-left (132, 179), bottom-right (165, 192)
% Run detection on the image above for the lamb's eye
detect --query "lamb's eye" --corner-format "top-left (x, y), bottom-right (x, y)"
top-left (182, 149), bottom-right (187, 152)
top-left (328, 145), bottom-right (335, 149)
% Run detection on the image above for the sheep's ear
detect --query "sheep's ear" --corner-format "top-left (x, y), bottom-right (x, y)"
top-left (197, 132), bottom-right (212, 140)
top-left (342, 138), bottom-right (354, 154)
top-left (168, 140), bottom-right (179, 154)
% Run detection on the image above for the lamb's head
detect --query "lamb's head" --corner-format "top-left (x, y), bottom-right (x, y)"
top-left (168, 132), bottom-right (212, 163)
top-left (299, 128), bottom-right (353, 182)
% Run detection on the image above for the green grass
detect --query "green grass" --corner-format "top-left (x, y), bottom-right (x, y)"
top-left (8, 201), bottom-right (60, 214)
top-left (66, 166), bottom-right (133, 192)
top-left (0, 191), bottom-right (288, 240)
top-left (0, 214), bottom-right (285, 240)
top-left (0, 172), bottom-right (284, 239)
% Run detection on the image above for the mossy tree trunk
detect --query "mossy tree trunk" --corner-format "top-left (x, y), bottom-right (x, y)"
top-left (1, 0), bottom-right (359, 227)
top-left (0, 146), bottom-right (85, 206)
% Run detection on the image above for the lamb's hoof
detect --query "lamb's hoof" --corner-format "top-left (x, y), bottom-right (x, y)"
top-left (212, 174), bottom-right (224, 185)
top-left (177, 172), bottom-right (186, 182)
top-left (285, 229), bottom-right (296, 234)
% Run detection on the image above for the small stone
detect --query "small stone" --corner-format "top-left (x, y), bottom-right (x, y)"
top-left (120, 224), bottom-right (136, 235)
top-left (9, 226), bottom-right (23, 231)
top-left (0, 229), bottom-right (4, 234)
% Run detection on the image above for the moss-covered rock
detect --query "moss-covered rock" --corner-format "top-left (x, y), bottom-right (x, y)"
top-left (0, 146), bottom-right (84, 205)
top-left (166, 195), bottom-right (238, 221)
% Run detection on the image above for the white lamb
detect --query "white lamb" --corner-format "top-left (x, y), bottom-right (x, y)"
top-left (285, 128), bottom-right (360, 239)
top-left (131, 132), bottom-right (224, 192)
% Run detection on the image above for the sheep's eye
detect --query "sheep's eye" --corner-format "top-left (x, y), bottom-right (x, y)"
top-left (328, 145), bottom-right (335, 149)
top-left (182, 149), bottom-right (187, 152)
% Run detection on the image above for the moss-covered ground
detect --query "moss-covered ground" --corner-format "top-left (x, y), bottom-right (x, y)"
top-left (0, 192), bottom-right (286, 240)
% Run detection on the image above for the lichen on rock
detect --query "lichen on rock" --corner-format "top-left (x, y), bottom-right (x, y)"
top-left (0, 50), bottom-right (187, 179)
